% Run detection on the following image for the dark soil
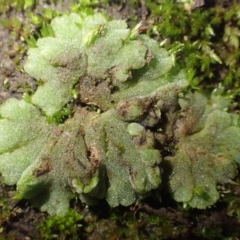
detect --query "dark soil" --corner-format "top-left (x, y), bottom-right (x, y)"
top-left (0, 16), bottom-right (25, 103)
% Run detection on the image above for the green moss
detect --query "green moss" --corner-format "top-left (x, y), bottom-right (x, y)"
top-left (0, 0), bottom-right (36, 13)
top-left (0, 197), bottom-right (13, 228)
top-left (145, 0), bottom-right (240, 96)
top-left (38, 209), bottom-right (83, 239)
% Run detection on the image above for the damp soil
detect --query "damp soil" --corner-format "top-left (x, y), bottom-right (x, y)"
top-left (0, 1), bottom-right (240, 239)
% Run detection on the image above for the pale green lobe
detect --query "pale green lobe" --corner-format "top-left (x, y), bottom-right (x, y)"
top-left (137, 35), bottom-right (174, 80)
top-left (51, 13), bottom-right (83, 39)
top-left (86, 19), bottom-right (130, 77)
top-left (72, 175), bottom-right (99, 194)
top-left (112, 71), bottom-right (188, 108)
top-left (24, 13), bottom-right (87, 116)
top-left (110, 41), bottom-right (147, 82)
top-left (127, 123), bottom-right (145, 136)
top-left (81, 13), bottom-right (108, 41)
top-left (167, 92), bottom-right (239, 209)
top-left (14, 109), bottom-right (101, 215)
top-left (86, 20), bottom-right (146, 82)
top-left (81, 109), bottom-right (162, 207)
top-left (0, 99), bottom-right (52, 185)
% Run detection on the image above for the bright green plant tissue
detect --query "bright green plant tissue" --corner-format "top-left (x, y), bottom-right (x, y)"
top-left (0, 12), bottom-right (240, 215)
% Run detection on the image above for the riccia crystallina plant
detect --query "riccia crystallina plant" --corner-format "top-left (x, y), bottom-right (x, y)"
top-left (0, 11), bottom-right (240, 215)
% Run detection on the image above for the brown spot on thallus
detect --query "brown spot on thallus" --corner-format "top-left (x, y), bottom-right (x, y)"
top-left (134, 135), bottom-right (146, 146)
top-left (117, 100), bottom-right (131, 118)
top-left (89, 145), bottom-right (102, 166)
top-left (34, 157), bottom-right (52, 177)
top-left (146, 50), bottom-right (154, 65)
top-left (123, 160), bottom-right (136, 179)
top-left (52, 127), bottom-right (63, 137)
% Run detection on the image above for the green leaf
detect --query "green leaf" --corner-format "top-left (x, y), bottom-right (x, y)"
top-left (0, 99), bottom-right (53, 185)
top-left (167, 92), bottom-right (239, 209)
top-left (24, 13), bottom-right (87, 116)
top-left (81, 109), bottom-right (162, 206)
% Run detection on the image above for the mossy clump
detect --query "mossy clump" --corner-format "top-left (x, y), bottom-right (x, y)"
top-left (144, 0), bottom-right (240, 96)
